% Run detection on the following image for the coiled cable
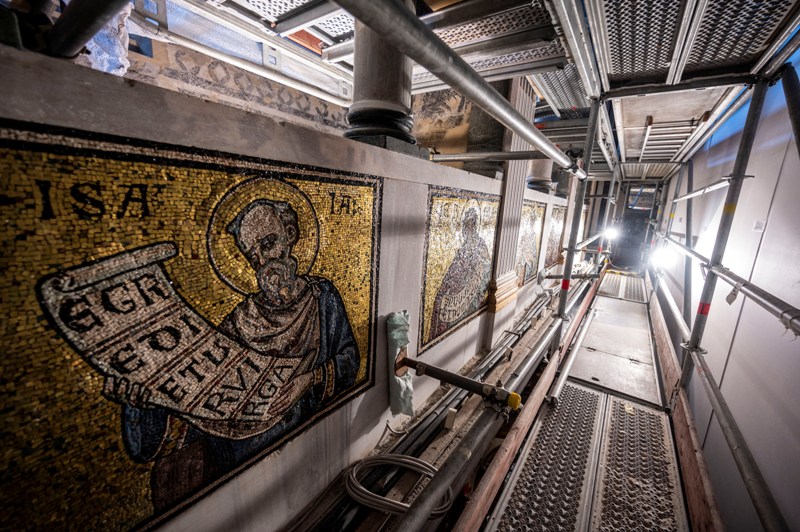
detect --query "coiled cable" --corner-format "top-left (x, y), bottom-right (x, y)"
top-left (345, 454), bottom-right (454, 517)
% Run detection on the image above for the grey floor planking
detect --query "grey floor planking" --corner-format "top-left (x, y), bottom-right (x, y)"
top-left (569, 293), bottom-right (661, 406)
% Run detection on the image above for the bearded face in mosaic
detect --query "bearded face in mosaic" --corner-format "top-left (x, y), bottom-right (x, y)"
top-left (106, 198), bottom-right (362, 512)
top-left (229, 200), bottom-right (303, 305)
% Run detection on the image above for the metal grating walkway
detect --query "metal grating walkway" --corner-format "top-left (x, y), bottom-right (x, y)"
top-left (591, 397), bottom-right (688, 531)
top-left (488, 384), bottom-right (688, 532)
top-left (491, 384), bottom-right (605, 531)
top-left (488, 277), bottom-right (687, 531)
top-left (597, 270), bottom-right (646, 302)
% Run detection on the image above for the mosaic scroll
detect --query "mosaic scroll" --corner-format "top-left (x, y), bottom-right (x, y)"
top-left (419, 186), bottom-right (499, 350)
top-left (0, 122), bottom-right (381, 530)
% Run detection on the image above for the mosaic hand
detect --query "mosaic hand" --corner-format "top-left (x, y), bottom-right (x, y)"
top-left (269, 371), bottom-right (314, 417)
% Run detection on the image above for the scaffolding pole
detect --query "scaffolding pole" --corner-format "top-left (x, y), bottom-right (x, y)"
top-left (46, 0), bottom-right (131, 57)
top-left (556, 99), bottom-right (600, 319)
top-left (659, 234), bottom-right (800, 336)
top-left (781, 63), bottom-right (800, 160)
top-left (430, 151), bottom-right (544, 162)
top-left (665, 164), bottom-right (685, 237)
top-left (683, 161), bottom-right (694, 324)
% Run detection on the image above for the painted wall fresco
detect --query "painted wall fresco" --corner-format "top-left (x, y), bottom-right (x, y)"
top-left (515, 200), bottom-right (546, 286)
top-left (412, 88), bottom-right (472, 153)
top-left (544, 205), bottom-right (567, 268)
top-left (127, 44), bottom-right (347, 132)
top-left (420, 187), bottom-right (499, 350)
top-left (0, 121), bottom-right (380, 530)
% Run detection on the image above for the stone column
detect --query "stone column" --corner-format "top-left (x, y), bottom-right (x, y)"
top-left (344, 0), bottom-right (415, 144)
top-left (483, 78), bottom-right (536, 347)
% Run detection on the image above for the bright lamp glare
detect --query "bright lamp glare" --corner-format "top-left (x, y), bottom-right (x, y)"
top-left (650, 247), bottom-right (677, 269)
top-left (604, 227), bottom-right (619, 240)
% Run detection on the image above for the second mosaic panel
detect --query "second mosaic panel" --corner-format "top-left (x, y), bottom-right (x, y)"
top-left (420, 187), bottom-right (500, 350)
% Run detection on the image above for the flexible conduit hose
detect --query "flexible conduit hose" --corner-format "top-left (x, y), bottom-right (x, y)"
top-left (295, 271), bottom-right (593, 530)
top-left (344, 455), bottom-right (454, 517)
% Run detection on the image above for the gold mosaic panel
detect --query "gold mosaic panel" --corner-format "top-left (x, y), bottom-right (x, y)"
top-left (544, 205), bottom-right (567, 269)
top-left (419, 187), bottom-right (499, 350)
top-left (0, 122), bottom-right (380, 530)
top-left (515, 200), bottom-right (546, 286)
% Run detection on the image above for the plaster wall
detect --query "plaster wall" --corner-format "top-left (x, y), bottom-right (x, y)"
top-left (657, 75), bottom-right (800, 531)
top-left (0, 45), bottom-right (568, 531)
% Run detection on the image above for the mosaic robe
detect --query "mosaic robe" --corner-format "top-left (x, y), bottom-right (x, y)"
top-left (121, 277), bottom-right (358, 510)
top-left (429, 235), bottom-right (491, 339)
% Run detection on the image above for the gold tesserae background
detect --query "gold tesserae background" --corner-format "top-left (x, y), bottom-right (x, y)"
top-left (0, 136), bottom-right (380, 530)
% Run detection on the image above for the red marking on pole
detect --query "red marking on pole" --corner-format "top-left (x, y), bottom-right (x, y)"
top-left (598, 245), bottom-right (603, 253)
top-left (698, 302), bottom-right (711, 316)
top-left (562, 279), bottom-right (570, 290)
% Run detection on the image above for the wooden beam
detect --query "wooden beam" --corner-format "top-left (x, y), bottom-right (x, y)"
top-left (647, 275), bottom-right (724, 532)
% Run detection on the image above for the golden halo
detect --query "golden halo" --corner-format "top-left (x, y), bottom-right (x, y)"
top-left (207, 177), bottom-right (319, 295)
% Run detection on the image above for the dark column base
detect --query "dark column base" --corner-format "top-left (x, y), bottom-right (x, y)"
top-left (344, 107), bottom-right (416, 144)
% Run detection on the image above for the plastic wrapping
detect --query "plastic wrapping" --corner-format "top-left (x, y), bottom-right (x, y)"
top-left (386, 310), bottom-right (414, 416)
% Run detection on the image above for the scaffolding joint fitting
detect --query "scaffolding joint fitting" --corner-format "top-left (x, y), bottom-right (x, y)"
top-left (722, 173), bottom-right (754, 182)
top-left (681, 342), bottom-right (707, 355)
top-left (766, 67), bottom-right (786, 85)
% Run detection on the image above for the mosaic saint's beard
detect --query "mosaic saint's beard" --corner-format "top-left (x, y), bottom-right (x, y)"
top-left (257, 257), bottom-right (300, 305)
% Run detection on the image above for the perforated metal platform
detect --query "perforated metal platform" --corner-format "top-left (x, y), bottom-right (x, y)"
top-left (488, 384), bottom-right (688, 532)
top-left (590, 0), bottom-right (682, 83)
top-left (489, 383), bottom-right (605, 532)
top-left (433, 1), bottom-right (552, 48)
top-left (598, 271), bottom-right (647, 303)
top-left (591, 397), bottom-right (688, 531)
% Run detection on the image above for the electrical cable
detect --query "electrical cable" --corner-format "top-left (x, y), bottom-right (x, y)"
top-left (344, 454), bottom-right (454, 517)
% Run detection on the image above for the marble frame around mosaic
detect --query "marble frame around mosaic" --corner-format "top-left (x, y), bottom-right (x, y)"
top-left (0, 118), bottom-right (383, 530)
top-left (417, 185), bottom-right (500, 354)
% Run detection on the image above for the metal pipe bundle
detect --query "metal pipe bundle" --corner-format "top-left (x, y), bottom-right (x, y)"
top-left (430, 151), bottom-right (546, 163)
top-left (394, 281), bottom-right (592, 530)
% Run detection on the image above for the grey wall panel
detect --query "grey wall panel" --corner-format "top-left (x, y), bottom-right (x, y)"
top-left (715, 137), bottom-right (800, 529)
top-left (718, 301), bottom-right (800, 529)
top-left (668, 78), bottom-right (800, 531)
top-left (702, 421), bottom-right (763, 532)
